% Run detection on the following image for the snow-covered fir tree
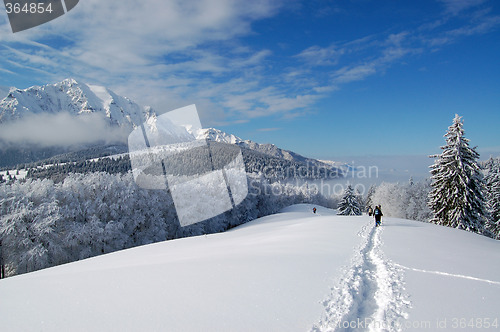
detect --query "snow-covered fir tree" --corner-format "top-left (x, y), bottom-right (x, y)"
top-left (338, 184), bottom-right (362, 216)
top-left (428, 114), bottom-right (488, 234)
top-left (484, 157), bottom-right (500, 239)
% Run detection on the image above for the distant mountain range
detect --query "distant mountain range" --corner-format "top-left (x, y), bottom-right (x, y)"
top-left (0, 79), bottom-right (341, 173)
top-left (196, 127), bottom-right (331, 168)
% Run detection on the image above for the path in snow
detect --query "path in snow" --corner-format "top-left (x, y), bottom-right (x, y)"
top-left (394, 264), bottom-right (500, 286)
top-left (312, 219), bottom-right (410, 332)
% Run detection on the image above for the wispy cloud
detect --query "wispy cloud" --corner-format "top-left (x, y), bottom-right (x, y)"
top-left (0, 112), bottom-right (129, 148)
top-left (438, 0), bottom-right (487, 16)
top-left (293, 31), bottom-right (415, 88)
top-left (1, 0), bottom-right (292, 122)
top-left (293, 2), bottom-right (499, 90)
top-left (296, 45), bottom-right (343, 66)
top-left (0, 0), bottom-right (499, 127)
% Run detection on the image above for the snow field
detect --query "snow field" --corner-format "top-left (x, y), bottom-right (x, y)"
top-left (311, 221), bottom-right (410, 332)
top-left (382, 219), bottom-right (500, 331)
top-left (0, 204), bottom-right (367, 331)
top-left (1, 205), bottom-right (499, 332)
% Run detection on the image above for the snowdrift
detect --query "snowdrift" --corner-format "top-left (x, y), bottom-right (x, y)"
top-left (0, 204), bottom-right (499, 331)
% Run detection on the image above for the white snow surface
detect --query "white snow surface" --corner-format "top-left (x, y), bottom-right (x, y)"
top-left (1, 204), bottom-right (499, 331)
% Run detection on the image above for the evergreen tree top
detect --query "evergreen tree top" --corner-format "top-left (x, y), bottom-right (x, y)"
top-left (431, 114), bottom-right (480, 174)
top-left (428, 113), bottom-right (487, 234)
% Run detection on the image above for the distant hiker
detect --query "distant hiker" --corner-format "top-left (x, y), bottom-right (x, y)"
top-left (374, 205), bottom-right (383, 227)
top-left (313, 207), bottom-right (317, 214)
top-left (368, 206), bottom-right (373, 216)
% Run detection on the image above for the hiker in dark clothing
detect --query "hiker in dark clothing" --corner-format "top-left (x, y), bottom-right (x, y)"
top-left (374, 205), bottom-right (383, 227)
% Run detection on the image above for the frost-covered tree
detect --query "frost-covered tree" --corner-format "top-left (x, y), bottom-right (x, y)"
top-left (372, 181), bottom-right (431, 221)
top-left (0, 170), bottom-right (339, 277)
top-left (338, 184), bottom-right (362, 216)
top-left (484, 157), bottom-right (500, 239)
top-left (355, 187), bottom-right (365, 211)
top-left (365, 184), bottom-right (376, 210)
top-left (428, 114), bottom-right (488, 234)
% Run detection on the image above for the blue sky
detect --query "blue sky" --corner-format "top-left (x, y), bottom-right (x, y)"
top-left (1, 0), bottom-right (499, 163)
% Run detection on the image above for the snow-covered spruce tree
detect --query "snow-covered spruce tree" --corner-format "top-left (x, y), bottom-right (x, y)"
top-left (428, 114), bottom-right (488, 234)
top-left (484, 157), bottom-right (500, 239)
top-left (338, 184), bottom-right (362, 216)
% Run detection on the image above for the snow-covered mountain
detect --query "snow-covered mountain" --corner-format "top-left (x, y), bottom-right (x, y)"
top-left (0, 78), bottom-right (152, 127)
top-left (197, 127), bottom-right (332, 168)
top-left (0, 79), bottom-right (337, 170)
top-left (1, 204), bottom-right (498, 331)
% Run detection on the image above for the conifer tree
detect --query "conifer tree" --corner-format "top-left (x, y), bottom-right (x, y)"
top-left (338, 184), bottom-right (362, 216)
top-left (428, 114), bottom-right (487, 233)
top-left (484, 157), bottom-right (500, 239)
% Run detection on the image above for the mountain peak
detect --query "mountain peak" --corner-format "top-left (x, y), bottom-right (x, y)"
top-left (60, 78), bottom-right (79, 85)
top-left (196, 127), bottom-right (245, 144)
top-left (195, 127), bottom-right (326, 166)
top-left (0, 79), bottom-right (152, 127)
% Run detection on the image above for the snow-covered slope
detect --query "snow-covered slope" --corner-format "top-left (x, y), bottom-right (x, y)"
top-left (1, 204), bottom-right (498, 331)
top-left (0, 79), bottom-right (152, 127)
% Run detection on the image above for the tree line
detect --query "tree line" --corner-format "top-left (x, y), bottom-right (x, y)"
top-left (1, 114), bottom-right (498, 279)
top-left (0, 172), bottom-right (334, 277)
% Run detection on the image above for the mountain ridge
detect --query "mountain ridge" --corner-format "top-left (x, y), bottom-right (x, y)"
top-left (0, 79), bottom-right (337, 170)
top-left (196, 127), bottom-right (334, 168)
top-left (0, 78), bottom-right (152, 127)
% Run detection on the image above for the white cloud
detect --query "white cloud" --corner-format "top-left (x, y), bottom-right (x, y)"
top-left (292, 2), bottom-right (499, 90)
top-left (438, 0), bottom-right (487, 16)
top-left (332, 64), bottom-right (377, 85)
top-left (1, 0), bottom-right (499, 127)
top-left (1, 1), bottom-right (291, 117)
top-left (0, 112), bottom-right (129, 148)
top-left (296, 45), bottom-right (343, 66)
top-left (447, 15), bottom-right (500, 37)
top-left (52, 0), bottom-right (281, 71)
